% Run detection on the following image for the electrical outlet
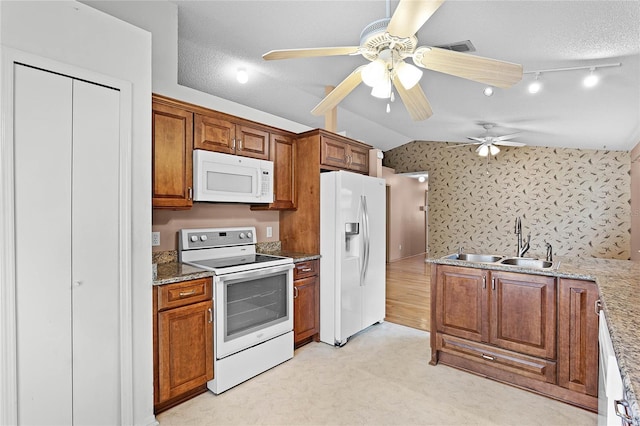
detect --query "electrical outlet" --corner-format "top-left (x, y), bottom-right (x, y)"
top-left (152, 232), bottom-right (160, 247)
top-left (266, 226), bottom-right (273, 238)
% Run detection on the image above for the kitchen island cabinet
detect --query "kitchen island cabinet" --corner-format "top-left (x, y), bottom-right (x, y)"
top-left (153, 277), bottom-right (213, 413)
top-left (431, 262), bottom-right (595, 411)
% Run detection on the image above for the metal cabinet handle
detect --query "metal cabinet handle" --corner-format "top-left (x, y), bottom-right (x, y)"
top-left (482, 276), bottom-right (486, 289)
top-left (491, 278), bottom-right (496, 290)
top-left (595, 299), bottom-right (602, 315)
top-left (208, 307), bottom-right (213, 324)
top-left (179, 289), bottom-right (196, 297)
top-left (232, 138), bottom-right (236, 150)
top-left (481, 354), bottom-right (495, 361)
top-left (300, 268), bottom-right (312, 272)
top-left (614, 399), bottom-right (632, 422)
top-left (188, 187), bottom-right (193, 200)
top-left (293, 286), bottom-right (299, 299)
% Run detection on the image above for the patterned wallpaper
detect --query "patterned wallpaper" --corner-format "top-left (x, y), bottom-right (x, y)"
top-left (383, 141), bottom-right (630, 260)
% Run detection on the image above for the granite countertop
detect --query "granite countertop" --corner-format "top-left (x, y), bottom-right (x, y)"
top-left (429, 255), bottom-right (640, 424)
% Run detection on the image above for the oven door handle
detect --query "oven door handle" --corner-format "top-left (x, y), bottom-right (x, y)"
top-left (215, 263), bottom-right (294, 284)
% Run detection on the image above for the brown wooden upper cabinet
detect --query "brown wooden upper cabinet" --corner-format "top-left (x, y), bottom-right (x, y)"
top-left (251, 133), bottom-right (297, 210)
top-left (194, 113), bottom-right (270, 160)
top-left (320, 134), bottom-right (369, 174)
top-left (152, 99), bottom-right (193, 209)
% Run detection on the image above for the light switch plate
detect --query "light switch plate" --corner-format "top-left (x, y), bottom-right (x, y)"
top-left (266, 226), bottom-right (273, 238)
top-left (152, 232), bottom-right (160, 246)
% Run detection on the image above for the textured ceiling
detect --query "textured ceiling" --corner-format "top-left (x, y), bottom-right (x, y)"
top-left (173, 0), bottom-right (640, 152)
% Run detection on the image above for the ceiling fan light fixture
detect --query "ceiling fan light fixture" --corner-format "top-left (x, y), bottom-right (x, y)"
top-left (395, 60), bottom-right (423, 89)
top-left (477, 144), bottom-right (490, 157)
top-left (583, 68), bottom-right (599, 88)
top-left (362, 59), bottom-right (388, 87)
top-left (371, 78), bottom-right (392, 99)
top-left (489, 144), bottom-right (500, 156)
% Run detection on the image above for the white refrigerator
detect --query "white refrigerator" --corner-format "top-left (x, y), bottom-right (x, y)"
top-left (320, 170), bottom-right (386, 346)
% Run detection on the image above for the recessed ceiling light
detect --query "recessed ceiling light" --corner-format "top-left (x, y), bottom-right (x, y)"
top-left (483, 86), bottom-right (494, 96)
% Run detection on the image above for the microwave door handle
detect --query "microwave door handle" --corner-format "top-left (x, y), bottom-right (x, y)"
top-left (256, 170), bottom-right (262, 198)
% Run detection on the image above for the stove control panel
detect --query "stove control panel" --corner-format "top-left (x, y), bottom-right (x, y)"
top-left (179, 227), bottom-right (258, 250)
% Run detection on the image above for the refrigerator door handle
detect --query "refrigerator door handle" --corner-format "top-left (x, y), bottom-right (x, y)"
top-left (360, 195), bottom-right (371, 286)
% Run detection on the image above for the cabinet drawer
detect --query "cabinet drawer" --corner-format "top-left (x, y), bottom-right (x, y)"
top-left (437, 333), bottom-right (556, 384)
top-left (294, 260), bottom-right (318, 279)
top-left (158, 277), bottom-right (212, 310)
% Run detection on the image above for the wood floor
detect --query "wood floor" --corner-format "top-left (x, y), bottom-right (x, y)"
top-left (385, 254), bottom-right (431, 331)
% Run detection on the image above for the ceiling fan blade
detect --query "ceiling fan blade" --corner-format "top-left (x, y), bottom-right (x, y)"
top-left (387, 0), bottom-right (445, 39)
top-left (467, 137), bottom-right (486, 142)
top-left (311, 66), bottom-right (364, 116)
top-left (263, 46), bottom-right (360, 61)
top-left (392, 78), bottom-right (433, 121)
top-left (494, 141), bottom-right (526, 147)
top-left (415, 47), bottom-right (523, 88)
top-left (445, 142), bottom-right (480, 148)
top-left (493, 133), bottom-right (521, 141)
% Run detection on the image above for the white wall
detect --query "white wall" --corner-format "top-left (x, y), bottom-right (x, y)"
top-left (1, 2), bottom-right (154, 425)
top-left (84, 0), bottom-right (312, 135)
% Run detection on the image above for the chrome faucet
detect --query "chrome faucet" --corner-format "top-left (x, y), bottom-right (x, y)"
top-left (545, 242), bottom-right (553, 262)
top-left (515, 217), bottom-right (531, 257)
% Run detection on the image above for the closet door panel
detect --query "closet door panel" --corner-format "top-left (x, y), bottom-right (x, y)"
top-left (14, 64), bottom-right (74, 425)
top-left (71, 80), bottom-right (121, 424)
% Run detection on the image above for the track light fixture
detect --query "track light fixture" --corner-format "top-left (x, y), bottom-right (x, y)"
top-left (236, 68), bottom-right (248, 84)
top-left (528, 72), bottom-right (542, 94)
top-left (583, 67), bottom-right (599, 88)
top-left (523, 62), bottom-right (619, 94)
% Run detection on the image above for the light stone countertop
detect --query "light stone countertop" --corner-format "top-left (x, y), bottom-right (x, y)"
top-left (428, 255), bottom-right (640, 425)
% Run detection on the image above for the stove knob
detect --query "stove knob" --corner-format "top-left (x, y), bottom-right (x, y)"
top-left (190, 235), bottom-right (198, 242)
top-left (200, 235), bottom-right (208, 242)
top-left (239, 233), bottom-right (246, 239)
top-left (247, 232), bottom-right (253, 239)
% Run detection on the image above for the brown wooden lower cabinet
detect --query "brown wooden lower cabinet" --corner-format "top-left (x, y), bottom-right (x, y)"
top-left (431, 264), bottom-right (598, 412)
top-left (293, 259), bottom-right (320, 347)
top-left (153, 277), bottom-right (213, 413)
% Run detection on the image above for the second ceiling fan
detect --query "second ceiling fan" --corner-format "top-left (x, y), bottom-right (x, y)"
top-left (263, 0), bottom-right (523, 121)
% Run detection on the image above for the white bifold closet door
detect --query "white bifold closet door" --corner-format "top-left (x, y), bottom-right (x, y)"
top-left (14, 64), bottom-right (121, 425)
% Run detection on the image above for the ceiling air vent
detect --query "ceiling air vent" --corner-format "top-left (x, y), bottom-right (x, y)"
top-left (433, 40), bottom-right (476, 53)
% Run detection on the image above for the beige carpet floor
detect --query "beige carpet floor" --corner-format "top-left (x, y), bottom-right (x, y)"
top-left (156, 322), bottom-right (596, 425)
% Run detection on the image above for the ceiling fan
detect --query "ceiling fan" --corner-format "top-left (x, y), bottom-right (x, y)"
top-left (451, 123), bottom-right (526, 156)
top-left (262, 0), bottom-right (523, 121)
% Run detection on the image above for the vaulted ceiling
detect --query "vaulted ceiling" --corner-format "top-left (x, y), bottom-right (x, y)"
top-left (174, 0), bottom-right (639, 152)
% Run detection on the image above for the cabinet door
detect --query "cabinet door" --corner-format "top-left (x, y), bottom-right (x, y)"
top-left (236, 124), bottom-right (270, 160)
top-left (152, 101), bottom-right (193, 208)
top-left (158, 300), bottom-right (213, 402)
top-left (194, 113), bottom-right (236, 153)
top-left (490, 271), bottom-right (556, 359)
top-left (558, 278), bottom-right (599, 396)
top-left (348, 143), bottom-right (370, 174)
top-left (253, 133), bottom-right (296, 210)
top-left (294, 275), bottom-right (320, 344)
top-left (435, 265), bottom-right (488, 342)
top-left (320, 135), bottom-right (349, 169)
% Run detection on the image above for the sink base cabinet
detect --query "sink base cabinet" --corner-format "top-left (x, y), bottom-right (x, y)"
top-left (431, 264), bottom-right (598, 412)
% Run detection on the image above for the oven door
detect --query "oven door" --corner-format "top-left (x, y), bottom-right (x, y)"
top-left (214, 263), bottom-right (293, 359)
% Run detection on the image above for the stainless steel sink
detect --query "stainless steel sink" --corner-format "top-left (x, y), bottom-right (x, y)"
top-left (444, 253), bottom-right (503, 263)
top-left (500, 258), bottom-right (553, 269)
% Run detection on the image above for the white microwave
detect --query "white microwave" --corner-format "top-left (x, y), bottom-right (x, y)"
top-left (193, 150), bottom-right (274, 203)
